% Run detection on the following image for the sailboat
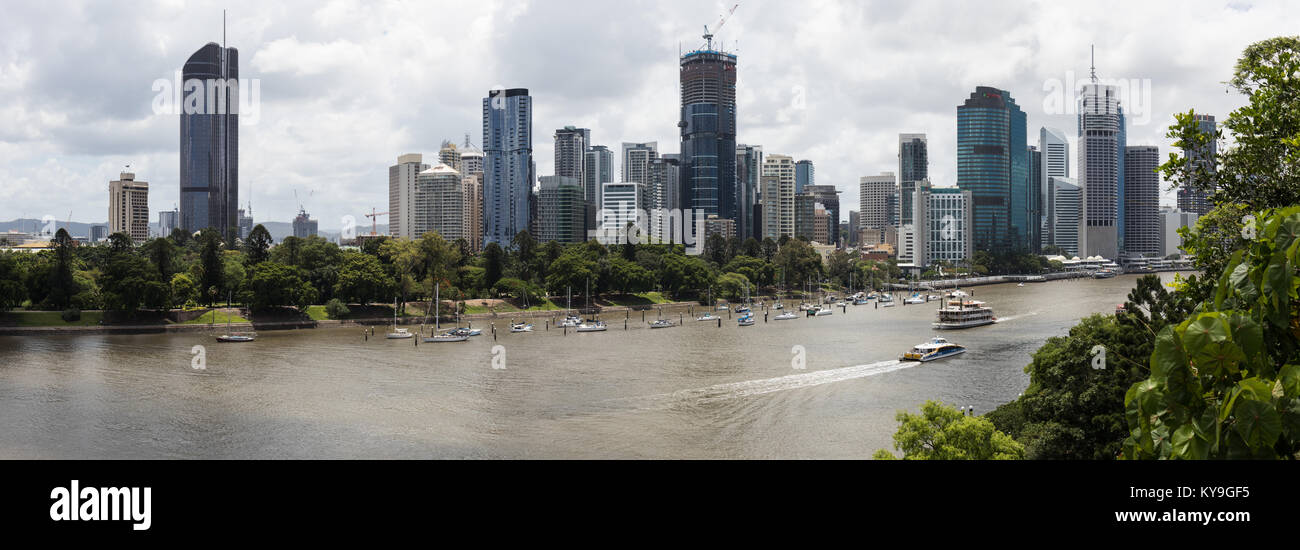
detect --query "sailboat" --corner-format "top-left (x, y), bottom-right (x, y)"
top-left (386, 296), bottom-right (413, 339)
top-left (424, 283), bottom-right (468, 342)
top-left (559, 285), bottom-right (581, 327)
top-left (215, 291), bottom-right (255, 342)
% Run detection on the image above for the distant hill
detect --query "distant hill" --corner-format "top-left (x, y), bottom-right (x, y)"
top-left (1, 218), bottom-right (388, 243)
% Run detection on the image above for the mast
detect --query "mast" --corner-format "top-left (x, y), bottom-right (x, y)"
top-left (435, 283), bottom-right (440, 331)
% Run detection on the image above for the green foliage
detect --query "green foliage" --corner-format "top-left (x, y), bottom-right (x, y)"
top-left (324, 298), bottom-right (350, 319)
top-left (244, 261), bottom-right (316, 311)
top-left (170, 273), bottom-right (199, 307)
top-left (244, 224), bottom-right (273, 265)
top-left (61, 308), bottom-right (80, 322)
top-left (0, 253), bottom-right (26, 311)
top-left (334, 252), bottom-right (394, 305)
top-left (482, 242), bottom-right (505, 289)
top-left (659, 252), bottom-right (714, 298)
top-left (715, 272), bottom-right (751, 301)
top-left (1123, 206), bottom-right (1300, 459)
top-left (773, 238), bottom-right (823, 287)
top-left (875, 401), bottom-right (1024, 460)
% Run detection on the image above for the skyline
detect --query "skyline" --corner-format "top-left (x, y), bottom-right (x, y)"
top-left (1, 0), bottom-right (1294, 230)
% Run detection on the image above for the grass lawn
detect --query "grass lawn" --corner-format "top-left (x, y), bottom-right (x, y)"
top-left (304, 305), bottom-right (329, 321)
top-left (3, 310), bottom-right (105, 327)
top-left (603, 292), bottom-right (674, 306)
top-left (181, 310), bottom-right (250, 325)
top-left (463, 298), bottom-right (564, 314)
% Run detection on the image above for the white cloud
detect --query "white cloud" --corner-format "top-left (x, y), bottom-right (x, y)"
top-left (0, 0), bottom-right (1296, 229)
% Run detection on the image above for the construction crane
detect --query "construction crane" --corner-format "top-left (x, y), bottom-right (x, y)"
top-left (702, 2), bottom-right (740, 51)
top-left (364, 208), bottom-right (389, 236)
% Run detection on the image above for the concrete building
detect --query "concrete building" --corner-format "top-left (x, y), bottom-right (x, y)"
top-left (598, 182), bottom-right (646, 245)
top-left (459, 143), bottom-right (485, 251)
top-left (794, 193), bottom-right (817, 241)
top-left (389, 154), bottom-right (430, 238)
top-left (1161, 207), bottom-right (1200, 257)
top-left (762, 154), bottom-right (796, 238)
top-left (898, 133), bottom-right (928, 228)
top-left (914, 186), bottom-right (973, 268)
top-left (413, 163), bottom-right (464, 241)
top-left (554, 126), bottom-right (590, 181)
top-left (858, 172), bottom-right (895, 244)
top-left (158, 209), bottom-right (179, 238)
top-left (1048, 176), bottom-right (1082, 257)
top-left (1078, 76), bottom-right (1126, 259)
top-left (1040, 127), bottom-right (1070, 247)
top-left (109, 172), bottom-right (149, 243)
top-left (292, 208), bottom-right (318, 239)
top-left (704, 215), bottom-right (736, 241)
top-left (237, 207), bottom-right (253, 239)
top-left (583, 145), bottom-right (614, 214)
top-left (803, 184), bottom-right (841, 246)
top-left (649, 154), bottom-right (680, 243)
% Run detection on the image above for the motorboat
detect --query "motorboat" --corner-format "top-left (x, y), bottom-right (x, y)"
top-left (510, 323), bottom-right (534, 333)
top-left (813, 306), bottom-right (833, 316)
top-left (900, 337), bottom-right (967, 362)
top-left (737, 314), bottom-right (755, 326)
top-left (904, 294), bottom-right (926, 305)
top-left (216, 333), bottom-right (255, 343)
top-left (649, 319), bottom-right (674, 329)
top-left (558, 315), bottom-right (582, 328)
top-left (696, 312), bottom-right (719, 322)
top-left (774, 311), bottom-right (798, 321)
top-left (449, 327), bottom-right (482, 337)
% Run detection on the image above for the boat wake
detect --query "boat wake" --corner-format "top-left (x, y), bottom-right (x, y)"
top-left (612, 359), bottom-right (913, 410)
top-left (994, 312), bottom-right (1039, 323)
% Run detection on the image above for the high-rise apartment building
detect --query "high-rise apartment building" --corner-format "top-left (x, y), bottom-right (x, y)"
top-left (536, 176), bottom-right (586, 244)
top-left (598, 182), bottom-right (646, 245)
top-left (389, 154), bottom-right (430, 239)
top-left (859, 172), bottom-right (896, 243)
top-left (109, 172), bottom-right (149, 243)
top-left (762, 154), bottom-right (796, 238)
top-left (414, 163), bottom-right (464, 241)
top-left (292, 208), bottom-right (318, 239)
top-left (914, 186), bottom-right (973, 268)
top-left (795, 160), bottom-right (814, 195)
top-left (554, 126), bottom-right (590, 182)
top-left (736, 144), bottom-right (763, 241)
top-left (1048, 176), bottom-right (1082, 257)
top-left (1177, 114), bottom-right (1216, 215)
top-left (898, 134), bottom-right (928, 227)
top-left (482, 88), bottom-right (534, 247)
top-left (583, 145), bottom-right (614, 214)
top-left (803, 184), bottom-right (841, 246)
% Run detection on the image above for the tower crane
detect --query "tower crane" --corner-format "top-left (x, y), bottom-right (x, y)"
top-left (702, 3), bottom-right (740, 51)
top-left (364, 208), bottom-right (389, 237)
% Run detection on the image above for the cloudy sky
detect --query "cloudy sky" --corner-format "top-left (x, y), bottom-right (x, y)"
top-left (1, 0), bottom-right (1294, 231)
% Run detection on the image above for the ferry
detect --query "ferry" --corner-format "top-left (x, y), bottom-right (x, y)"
top-left (900, 337), bottom-right (967, 362)
top-left (933, 299), bottom-right (995, 330)
top-left (1092, 269), bottom-right (1118, 279)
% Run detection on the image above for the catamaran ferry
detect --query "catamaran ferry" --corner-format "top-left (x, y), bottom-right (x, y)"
top-left (900, 337), bottom-right (967, 362)
top-left (933, 299), bottom-right (995, 330)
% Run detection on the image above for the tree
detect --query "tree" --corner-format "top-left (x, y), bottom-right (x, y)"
top-left (874, 401), bottom-right (1024, 460)
top-left (606, 257), bottom-right (653, 294)
top-left (0, 254), bottom-right (25, 311)
top-left (324, 298), bottom-right (350, 319)
top-left (740, 237), bottom-right (762, 259)
top-left (141, 237), bottom-right (178, 282)
top-left (244, 224), bottom-right (273, 265)
top-left (334, 252), bottom-right (393, 305)
top-left (703, 233), bottom-right (729, 266)
top-left (510, 230), bottom-right (538, 282)
top-left (721, 255), bottom-right (774, 288)
top-left (1160, 37), bottom-right (1300, 214)
top-left (546, 252), bottom-right (597, 299)
top-left (198, 230), bottom-right (225, 307)
top-left (482, 242), bottom-right (506, 289)
top-left (380, 237), bottom-right (420, 315)
top-left (245, 261), bottom-right (314, 311)
top-left (47, 228), bottom-right (77, 310)
top-left (715, 272), bottom-right (750, 301)
top-left (168, 227), bottom-right (191, 248)
top-left (171, 273), bottom-right (199, 307)
top-left (659, 253), bottom-right (713, 297)
top-left (760, 237), bottom-right (778, 261)
top-left (1122, 206), bottom-right (1300, 459)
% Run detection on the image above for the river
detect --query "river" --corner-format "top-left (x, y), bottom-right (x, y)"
top-left (0, 274), bottom-right (1169, 459)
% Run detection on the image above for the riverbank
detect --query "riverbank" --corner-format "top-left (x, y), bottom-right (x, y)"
top-left (0, 300), bottom-right (702, 335)
top-left (882, 270), bottom-right (1197, 291)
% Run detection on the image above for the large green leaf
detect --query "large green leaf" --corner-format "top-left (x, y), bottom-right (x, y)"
top-left (1225, 313), bottom-right (1268, 375)
top-left (1261, 250), bottom-right (1292, 329)
top-left (1280, 364), bottom-right (1300, 400)
top-left (1150, 325), bottom-right (1189, 384)
top-left (1232, 398), bottom-right (1283, 449)
top-left (1172, 424), bottom-right (1210, 459)
top-left (1272, 212), bottom-right (1300, 252)
top-left (1191, 339), bottom-right (1247, 378)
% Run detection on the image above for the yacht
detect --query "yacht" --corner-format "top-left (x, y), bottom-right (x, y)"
top-left (558, 315), bottom-right (582, 328)
top-left (424, 331), bottom-right (469, 343)
top-left (774, 311), bottom-right (798, 321)
top-left (214, 294), bottom-right (255, 343)
top-left (423, 283), bottom-right (467, 342)
top-left (449, 327), bottom-right (482, 337)
top-left (510, 322), bottom-right (534, 333)
top-left (576, 320), bottom-right (608, 332)
top-left (696, 312), bottom-right (719, 322)
top-left (904, 294), bottom-right (926, 305)
top-left (813, 305), bottom-right (833, 316)
top-left (933, 299), bottom-right (995, 330)
top-left (649, 319), bottom-right (674, 329)
top-left (385, 327), bottom-right (415, 339)
top-left (737, 314), bottom-right (756, 326)
top-left (900, 337), bottom-right (967, 362)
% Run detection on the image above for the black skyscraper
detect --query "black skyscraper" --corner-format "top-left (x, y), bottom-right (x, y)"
top-left (180, 42), bottom-right (238, 240)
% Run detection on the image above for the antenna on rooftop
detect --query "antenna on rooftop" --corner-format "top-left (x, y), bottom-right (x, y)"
top-left (1090, 44), bottom-right (1097, 83)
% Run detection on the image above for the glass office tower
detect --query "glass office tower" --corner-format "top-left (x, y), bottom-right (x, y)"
top-left (179, 42), bottom-right (239, 240)
top-left (956, 86), bottom-right (1028, 253)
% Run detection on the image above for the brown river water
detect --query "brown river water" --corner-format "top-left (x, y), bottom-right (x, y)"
top-left (0, 274), bottom-right (1170, 459)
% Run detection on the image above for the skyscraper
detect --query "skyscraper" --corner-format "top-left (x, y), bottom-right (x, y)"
top-left (735, 144), bottom-right (763, 241)
top-left (179, 42), bottom-right (238, 239)
top-left (859, 172), bottom-right (896, 242)
top-left (898, 134), bottom-right (928, 227)
top-left (1048, 176), bottom-right (1082, 257)
top-left (292, 208), bottom-right (318, 239)
top-left (794, 193), bottom-right (817, 241)
top-left (795, 160), bottom-right (814, 195)
top-left (554, 127), bottom-right (589, 182)
top-left (1027, 145), bottom-right (1042, 252)
top-left (1078, 77), bottom-right (1126, 259)
top-left (389, 154), bottom-right (430, 238)
top-left (621, 142), bottom-right (658, 184)
top-left (1039, 127), bottom-right (1070, 247)
top-left (679, 47), bottom-right (737, 222)
top-left (536, 176), bottom-right (586, 244)
top-left (1177, 114), bottom-right (1216, 215)
top-left (914, 186), bottom-right (973, 268)
top-left (414, 163), bottom-right (464, 241)
top-left (803, 184), bottom-right (841, 246)
top-left (599, 182), bottom-right (646, 244)
top-left (459, 142), bottom-right (485, 252)
top-left (158, 209), bottom-right (179, 237)
top-left (649, 154), bottom-right (681, 243)
top-left (1123, 145), bottom-right (1161, 256)
top-left (762, 154), bottom-right (796, 238)
top-left (957, 86), bottom-right (1028, 253)
top-left (583, 145), bottom-right (614, 213)
top-left (109, 171), bottom-right (149, 243)
top-left (482, 88), bottom-right (534, 246)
